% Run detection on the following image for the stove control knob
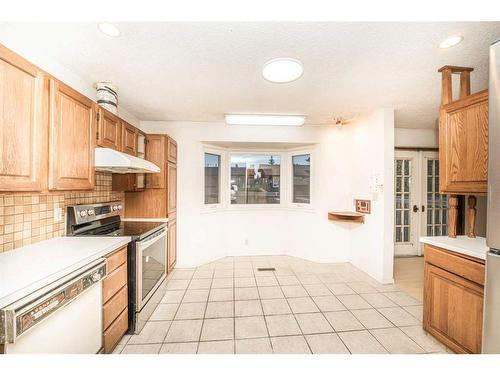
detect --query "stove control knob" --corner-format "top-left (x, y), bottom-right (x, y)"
top-left (117, 205), bottom-right (123, 210)
top-left (91, 272), bottom-right (102, 282)
top-left (79, 210), bottom-right (87, 217)
top-left (87, 209), bottom-right (95, 216)
top-left (112, 205), bottom-right (118, 211)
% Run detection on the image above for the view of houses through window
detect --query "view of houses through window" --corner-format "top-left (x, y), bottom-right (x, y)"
top-left (204, 153), bottom-right (220, 204)
top-left (292, 154), bottom-right (311, 204)
top-left (230, 154), bottom-right (281, 204)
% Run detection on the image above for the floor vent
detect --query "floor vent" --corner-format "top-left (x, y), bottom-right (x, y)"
top-left (257, 267), bottom-right (276, 272)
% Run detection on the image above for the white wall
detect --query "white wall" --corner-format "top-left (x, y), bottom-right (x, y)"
top-left (395, 128), bottom-right (438, 148)
top-left (141, 108), bottom-right (395, 283)
top-left (0, 23), bottom-right (139, 126)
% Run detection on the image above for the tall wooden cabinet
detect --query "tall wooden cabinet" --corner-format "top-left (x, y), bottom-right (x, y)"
top-left (0, 44), bottom-right (47, 191)
top-left (48, 79), bottom-right (96, 190)
top-left (438, 66), bottom-right (489, 237)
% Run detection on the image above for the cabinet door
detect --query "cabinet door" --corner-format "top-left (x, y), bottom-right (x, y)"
top-left (0, 45), bottom-right (47, 191)
top-left (423, 262), bottom-right (484, 353)
top-left (439, 90), bottom-right (488, 194)
top-left (167, 219), bottom-right (177, 273)
top-left (48, 79), bottom-right (95, 190)
top-left (167, 137), bottom-right (177, 164)
top-left (145, 135), bottom-right (166, 189)
top-left (121, 121), bottom-right (138, 156)
top-left (97, 108), bottom-right (121, 150)
top-left (167, 161), bottom-right (177, 219)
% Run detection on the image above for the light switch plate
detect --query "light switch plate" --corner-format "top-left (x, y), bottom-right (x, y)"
top-left (54, 207), bottom-right (63, 222)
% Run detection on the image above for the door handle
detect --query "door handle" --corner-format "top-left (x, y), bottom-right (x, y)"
top-left (421, 205), bottom-right (425, 212)
top-left (413, 205), bottom-right (419, 213)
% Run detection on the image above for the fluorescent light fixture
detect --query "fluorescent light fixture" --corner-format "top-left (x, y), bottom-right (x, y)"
top-left (439, 36), bottom-right (463, 49)
top-left (98, 23), bottom-right (121, 37)
top-left (225, 114), bottom-right (305, 126)
top-left (262, 58), bottom-right (303, 83)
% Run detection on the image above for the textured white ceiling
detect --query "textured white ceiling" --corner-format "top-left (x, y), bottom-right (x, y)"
top-left (2, 22), bottom-right (499, 128)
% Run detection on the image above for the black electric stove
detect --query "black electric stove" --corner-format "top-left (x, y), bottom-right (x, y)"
top-left (66, 201), bottom-right (168, 334)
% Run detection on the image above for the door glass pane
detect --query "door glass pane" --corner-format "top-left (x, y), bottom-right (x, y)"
top-left (292, 154), bottom-right (310, 204)
top-left (394, 158), bottom-right (412, 243)
top-left (425, 159), bottom-right (448, 237)
top-left (204, 153), bottom-right (220, 204)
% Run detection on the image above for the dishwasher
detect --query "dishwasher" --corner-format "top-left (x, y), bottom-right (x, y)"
top-left (0, 258), bottom-right (106, 354)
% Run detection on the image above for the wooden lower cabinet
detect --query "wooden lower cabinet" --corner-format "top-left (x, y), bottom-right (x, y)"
top-left (102, 246), bottom-right (128, 354)
top-left (423, 244), bottom-right (485, 353)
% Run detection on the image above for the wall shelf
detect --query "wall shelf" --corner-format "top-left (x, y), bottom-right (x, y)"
top-left (328, 211), bottom-right (365, 224)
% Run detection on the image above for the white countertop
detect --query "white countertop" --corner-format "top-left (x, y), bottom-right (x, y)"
top-left (122, 217), bottom-right (169, 223)
top-left (0, 236), bottom-right (131, 308)
top-left (420, 235), bottom-right (489, 260)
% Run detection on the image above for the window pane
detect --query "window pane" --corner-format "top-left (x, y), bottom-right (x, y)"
top-left (204, 153), bottom-right (220, 204)
top-left (292, 154), bottom-right (310, 204)
top-left (230, 154), bottom-right (280, 204)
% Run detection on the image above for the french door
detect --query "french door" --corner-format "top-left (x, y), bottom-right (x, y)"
top-left (394, 150), bottom-right (448, 256)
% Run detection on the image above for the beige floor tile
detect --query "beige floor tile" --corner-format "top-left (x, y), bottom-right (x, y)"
top-left (188, 278), bottom-right (212, 290)
top-left (170, 270), bottom-right (194, 280)
top-left (326, 283), bottom-right (356, 295)
top-left (274, 268), bottom-right (295, 276)
top-left (235, 316), bottom-right (268, 339)
top-left (214, 269), bottom-right (233, 278)
top-left (175, 302), bottom-right (206, 320)
top-left (370, 327), bottom-right (425, 354)
top-left (303, 283), bottom-right (332, 296)
top-left (295, 313), bottom-right (334, 334)
top-left (256, 276), bottom-right (279, 287)
top-left (166, 279), bottom-right (190, 290)
top-left (212, 278), bottom-right (233, 289)
top-left (235, 287), bottom-right (259, 300)
top-left (305, 333), bottom-right (349, 354)
top-left (296, 274), bottom-right (321, 285)
top-left (338, 330), bottom-right (388, 354)
top-left (150, 303), bottom-right (179, 321)
top-left (324, 311), bottom-right (364, 332)
top-left (262, 299), bottom-right (292, 315)
top-left (351, 309), bottom-right (394, 329)
top-left (198, 340), bottom-right (234, 354)
top-left (271, 335), bottom-right (311, 354)
top-left (205, 301), bottom-right (234, 318)
top-left (234, 277), bottom-right (257, 288)
top-left (394, 256), bottom-right (423, 302)
top-left (360, 293), bottom-right (397, 308)
top-left (258, 286), bottom-right (285, 299)
top-left (112, 344), bottom-right (124, 354)
top-left (160, 342), bottom-right (198, 354)
top-left (200, 318), bottom-right (234, 341)
top-left (287, 297), bottom-right (319, 314)
top-left (235, 337), bottom-right (273, 354)
top-left (400, 326), bottom-right (447, 353)
top-left (281, 285), bottom-right (308, 298)
top-left (118, 334), bottom-right (132, 346)
top-left (122, 344), bottom-right (161, 354)
top-left (235, 300), bottom-right (263, 317)
top-left (383, 291), bottom-right (421, 307)
top-left (192, 270), bottom-right (214, 279)
top-left (128, 321), bottom-right (171, 344)
top-left (347, 281), bottom-right (378, 294)
top-left (209, 288), bottom-right (234, 302)
top-left (182, 289), bottom-right (210, 303)
top-left (312, 296), bottom-right (346, 312)
top-left (234, 268), bottom-right (254, 277)
top-left (161, 290), bottom-right (185, 304)
top-left (378, 306), bottom-right (420, 326)
top-left (277, 275), bottom-right (301, 286)
top-left (265, 314), bottom-right (301, 336)
top-left (403, 305), bottom-right (423, 322)
top-left (164, 319), bottom-right (203, 343)
top-left (337, 294), bottom-right (372, 310)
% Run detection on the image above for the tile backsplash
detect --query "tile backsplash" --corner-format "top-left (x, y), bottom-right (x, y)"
top-left (0, 172), bottom-right (124, 253)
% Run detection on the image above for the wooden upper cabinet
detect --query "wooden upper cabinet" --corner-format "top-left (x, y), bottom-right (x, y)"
top-left (121, 121), bottom-right (138, 156)
top-left (0, 45), bottom-right (47, 191)
top-left (438, 66), bottom-right (488, 195)
top-left (48, 79), bottom-right (95, 190)
top-left (145, 134), bottom-right (166, 189)
top-left (97, 108), bottom-right (122, 150)
top-left (167, 161), bottom-right (177, 219)
top-left (167, 137), bottom-right (177, 164)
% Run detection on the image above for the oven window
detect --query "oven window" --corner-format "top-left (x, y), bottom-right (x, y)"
top-left (141, 233), bottom-right (166, 302)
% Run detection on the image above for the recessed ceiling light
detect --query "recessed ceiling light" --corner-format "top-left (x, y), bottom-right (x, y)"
top-left (225, 114), bottom-right (305, 126)
top-left (262, 58), bottom-right (303, 83)
top-left (439, 36), bottom-right (463, 49)
top-left (98, 23), bottom-right (120, 37)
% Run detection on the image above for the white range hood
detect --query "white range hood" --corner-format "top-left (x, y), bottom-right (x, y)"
top-left (95, 147), bottom-right (160, 174)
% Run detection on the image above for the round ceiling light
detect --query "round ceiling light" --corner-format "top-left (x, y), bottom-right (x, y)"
top-left (439, 36), bottom-right (463, 49)
top-left (98, 23), bottom-right (121, 37)
top-left (262, 58), bottom-right (303, 83)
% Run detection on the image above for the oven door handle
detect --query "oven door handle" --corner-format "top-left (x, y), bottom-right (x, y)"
top-left (137, 229), bottom-right (167, 250)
